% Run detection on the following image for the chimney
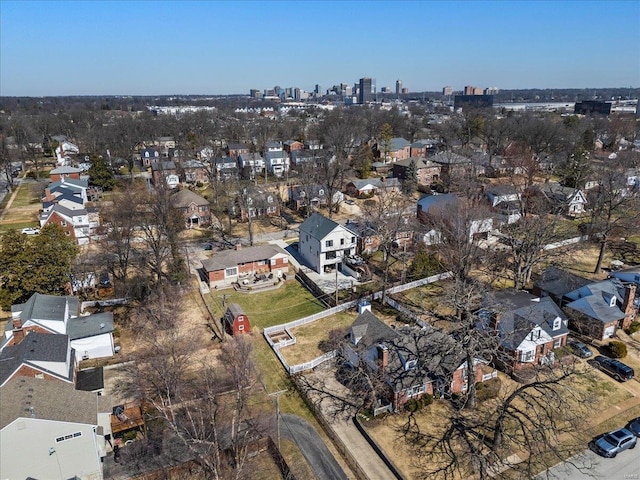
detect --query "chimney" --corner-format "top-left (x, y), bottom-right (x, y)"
top-left (11, 316), bottom-right (25, 345)
top-left (621, 284), bottom-right (637, 330)
top-left (378, 345), bottom-right (389, 372)
top-left (357, 299), bottom-right (371, 314)
top-left (490, 312), bottom-right (500, 331)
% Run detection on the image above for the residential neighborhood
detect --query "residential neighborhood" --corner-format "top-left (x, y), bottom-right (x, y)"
top-left (1, 81), bottom-right (640, 479)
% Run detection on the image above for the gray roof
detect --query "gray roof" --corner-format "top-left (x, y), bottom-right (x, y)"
top-left (67, 312), bottom-right (114, 340)
top-left (265, 150), bottom-right (289, 160)
top-left (416, 193), bottom-right (457, 212)
top-left (564, 278), bottom-right (629, 324)
top-left (350, 310), bottom-right (397, 347)
top-left (348, 178), bottom-right (400, 190)
top-left (389, 137), bottom-right (410, 151)
top-left (299, 212), bottom-right (342, 240)
top-left (0, 376), bottom-right (110, 429)
top-left (172, 189), bottom-right (209, 208)
top-left (151, 160), bottom-right (176, 171)
top-left (202, 244), bottom-right (288, 272)
top-left (76, 367), bottom-right (105, 392)
top-left (533, 266), bottom-right (590, 300)
top-left (50, 166), bottom-right (82, 174)
top-left (0, 333), bottom-right (74, 386)
top-left (565, 296), bottom-right (627, 324)
top-left (430, 152), bottom-right (470, 165)
top-left (12, 293), bottom-right (78, 325)
top-left (48, 178), bottom-right (88, 190)
top-left (393, 157), bottom-right (438, 169)
top-left (481, 290), bottom-right (569, 350)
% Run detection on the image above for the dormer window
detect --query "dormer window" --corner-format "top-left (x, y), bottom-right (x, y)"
top-left (405, 359), bottom-right (417, 370)
top-left (552, 317), bottom-right (561, 331)
top-left (267, 196), bottom-right (273, 204)
top-left (319, 189), bottom-right (325, 196)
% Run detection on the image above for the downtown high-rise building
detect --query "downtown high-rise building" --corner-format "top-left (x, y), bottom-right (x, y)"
top-left (359, 77), bottom-right (372, 104)
top-left (396, 79), bottom-right (402, 95)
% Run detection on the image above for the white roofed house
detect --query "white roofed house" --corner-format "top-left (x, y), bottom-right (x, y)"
top-left (539, 183), bottom-right (588, 216)
top-left (264, 150), bottom-right (290, 177)
top-left (0, 376), bottom-right (112, 480)
top-left (238, 152), bottom-right (265, 179)
top-left (298, 212), bottom-right (358, 274)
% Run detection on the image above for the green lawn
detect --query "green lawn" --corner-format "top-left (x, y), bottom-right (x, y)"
top-left (205, 281), bottom-right (325, 329)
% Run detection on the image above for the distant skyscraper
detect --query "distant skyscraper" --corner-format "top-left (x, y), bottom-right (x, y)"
top-left (443, 86), bottom-right (453, 96)
top-left (315, 84), bottom-right (322, 95)
top-left (396, 80), bottom-right (402, 95)
top-left (401, 87), bottom-right (409, 94)
top-left (359, 77), bottom-right (372, 104)
top-left (250, 89), bottom-right (260, 98)
top-left (464, 85), bottom-right (476, 95)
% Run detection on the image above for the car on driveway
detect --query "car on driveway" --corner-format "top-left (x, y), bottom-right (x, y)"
top-left (21, 227), bottom-right (40, 235)
top-left (593, 356), bottom-right (635, 382)
top-left (568, 339), bottom-right (593, 358)
top-left (344, 199), bottom-right (355, 205)
top-left (627, 417), bottom-right (640, 437)
top-left (592, 428), bottom-right (637, 458)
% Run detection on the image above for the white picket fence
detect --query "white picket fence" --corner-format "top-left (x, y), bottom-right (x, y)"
top-left (264, 271), bottom-right (452, 375)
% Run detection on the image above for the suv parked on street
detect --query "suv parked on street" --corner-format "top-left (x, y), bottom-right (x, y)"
top-left (592, 428), bottom-right (637, 457)
top-left (593, 356), bottom-right (635, 382)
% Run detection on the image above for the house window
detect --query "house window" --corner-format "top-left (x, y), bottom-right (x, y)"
top-left (325, 240), bottom-right (333, 248)
top-left (405, 385), bottom-right (425, 398)
top-left (552, 317), bottom-right (562, 331)
top-left (340, 238), bottom-right (345, 246)
top-left (351, 236), bottom-right (356, 244)
top-left (267, 206), bottom-right (276, 214)
top-left (326, 251), bottom-right (336, 260)
top-left (520, 350), bottom-right (535, 362)
top-left (238, 324), bottom-right (244, 331)
top-left (225, 267), bottom-right (238, 278)
top-left (258, 260), bottom-right (265, 266)
top-left (56, 431), bottom-right (82, 443)
top-left (554, 337), bottom-right (563, 348)
top-left (365, 238), bottom-right (373, 245)
top-left (61, 221), bottom-right (67, 226)
top-left (65, 231), bottom-right (71, 236)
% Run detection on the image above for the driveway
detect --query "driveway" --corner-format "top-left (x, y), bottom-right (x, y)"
top-left (541, 448), bottom-right (640, 480)
top-left (280, 414), bottom-right (347, 480)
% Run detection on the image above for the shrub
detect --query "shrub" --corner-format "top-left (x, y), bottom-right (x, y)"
top-left (625, 321), bottom-right (640, 335)
top-left (608, 340), bottom-right (627, 358)
top-left (403, 394), bottom-right (433, 412)
top-left (476, 378), bottom-right (501, 402)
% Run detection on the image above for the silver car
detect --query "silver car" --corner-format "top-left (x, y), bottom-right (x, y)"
top-left (593, 428), bottom-right (637, 458)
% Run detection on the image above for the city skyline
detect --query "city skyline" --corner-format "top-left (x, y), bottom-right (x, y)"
top-left (1, 0), bottom-right (639, 97)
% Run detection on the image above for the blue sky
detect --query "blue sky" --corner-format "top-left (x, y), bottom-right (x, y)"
top-left (1, 0), bottom-right (638, 96)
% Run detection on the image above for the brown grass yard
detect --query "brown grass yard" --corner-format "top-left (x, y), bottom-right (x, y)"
top-left (363, 367), bottom-right (635, 480)
top-left (0, 181), bottom-right (44, 232)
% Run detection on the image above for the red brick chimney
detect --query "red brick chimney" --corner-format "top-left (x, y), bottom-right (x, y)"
top-left (11, 316), bottom-right (25, 345)
top-left (621, 284), bottom-right (637, 330)
top-left (378, 345), bottom-right (389, 373)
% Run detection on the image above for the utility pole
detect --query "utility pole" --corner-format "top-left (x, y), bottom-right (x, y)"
top-left (335, 264), bottom-right (339, 305)
top-left (268, 389), bottom-right (287, 450)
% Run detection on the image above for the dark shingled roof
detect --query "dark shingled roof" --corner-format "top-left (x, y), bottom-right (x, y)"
top-left (0, 333), bottom-right (74, 386)
top-left (67, 312), bottom-right (114, 340)
top-left (171, 189), bottom-right (209, 208)
top-left (533, 266), bottom-right (591, 300)
top-left (350, 310), bottom-right (398, 347)
top-left (299, 212), bottom-right (342, 240)
top-left (76, 367), bottom-right (105, 392)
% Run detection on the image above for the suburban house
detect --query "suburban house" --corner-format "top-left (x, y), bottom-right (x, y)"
top-left (290, 149), bottom-right (329, 168)
top-left (478, 290), bottom-right (570, 374)
top-left (298, 212), bottom-right (358, 274)
top-left (214, 156), bottom-right (240, 180)
top-left (3, 293), bottom-right (116, 360)
top-left (264, 150), bottom-right (290, 177)
top-left (49, 165), bottom-right (82, 182)
top-left (201, 244), bottom-right (290, 289)
top-left (235, 188), bottom-right (280, 221)
top-left (374, 137), bottom-right (411, 163)
top-left (140, 147), bottom-right (160, 167)
top-left (539, 183), bottom-right (588, 216)
top-left (288, 184), bottom-right (343, 212)
top-left (43, 178), bottom-right (89, 207)
top-left (226, 142), bottom-right (251, 159)
top-left (0, 376), bottom-right (112, 480)
top-left (40, 204), bottom-right (93, 245)
top-left (283, 140), bottom-right (304, 153)
top-left (171, 189), bottom-right (212, 227)
top-left (486, 185), bottom-right (522, 224)
top-left (417, 194), bottom-right (494, 244)
top-left (344, 177), bottom-right (401, 197)
top-left (151, 161), bottom-right (180, 188)
top-left (345, 218), bottom-right (413, 255)
top-left (391, 157), bottom-right (441, 186)
top-left (409, 139), bottom-right (439, 158)
top-left (532, 266), bottom-right (591, 307)
top-left (563, 279), bottom-right (637, 340)
top-left (223, 304), bottom-right (251, 335)
top-left (609, 265), bottom-right (640, 287)
top-left (0, 333), bottom-right (77, 387)
top-left (238, 152), bottom-right (265, 178)
top-left (345, 303), bottom-right (495, 412)
top-left (181, 159), bottom-right (209, 184)
top-left (430, 151), bottom-right (472, 185)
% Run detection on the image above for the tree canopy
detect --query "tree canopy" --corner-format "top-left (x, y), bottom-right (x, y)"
top-left (0, 224), bottom-right (78, 310)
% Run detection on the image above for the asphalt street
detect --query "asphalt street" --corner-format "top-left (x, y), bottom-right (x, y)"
top-left (541, 448), bottom-right (639, 480)
top-left (280, 413), bottom-right (348, 480)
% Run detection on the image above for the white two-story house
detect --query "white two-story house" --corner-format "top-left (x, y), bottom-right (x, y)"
top-left (299, 212), bottom-right (358, 274)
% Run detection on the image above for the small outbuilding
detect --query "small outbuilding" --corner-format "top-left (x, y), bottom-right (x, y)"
top-left (223, 304), bottom-right (251, 335)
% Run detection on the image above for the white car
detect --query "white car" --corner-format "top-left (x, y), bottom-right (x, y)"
top-left (21, 227), bottom-right (40, 235)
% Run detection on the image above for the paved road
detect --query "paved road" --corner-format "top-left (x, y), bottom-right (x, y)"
top-left (280, 414), bottom-right (348, 480)
top-left (541, 448), bottom-right (640, 480)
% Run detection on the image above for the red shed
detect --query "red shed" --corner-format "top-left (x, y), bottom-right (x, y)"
top-left (223, 304), bottom-right (251, 335)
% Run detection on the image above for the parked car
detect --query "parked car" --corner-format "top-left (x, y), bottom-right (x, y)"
top-left (627, 417), bottom-right (640, 437)
top-left (21, 227), bottom-right (40, 235)
top-left (593, 355), bottom-right (635, 382)
top-left (568, 339), bottom-right (593, 358)
top-left (99, 271), bottom-right (111, 287)
top-left (592, 428), bottom-right (637, 457)
top-left (345, 199), bottom-right (355, 205)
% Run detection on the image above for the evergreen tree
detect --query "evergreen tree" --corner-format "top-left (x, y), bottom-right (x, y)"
top-left (88, 155), bottom-right (116, 190)
top-left (402, 158), bottom-right (418, 194)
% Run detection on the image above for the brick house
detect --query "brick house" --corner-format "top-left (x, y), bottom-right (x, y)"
top-left (344, 177), bottom-right (401, 197)
top-left (226, 143), bottom-right (251, 159)
top-left (345, 303), bottom-right (494, 412)
top-left (201, 244), bottom-right (290, 289)
top-left (478, 290), bottom-right (569, 374)
top-left (283, 140), bottom-right (304, 153)
top-left (223, 304), bottom-right (251, 335)
top-left (391, 157), bottom-right (441, 187)
top-left (40, 204), bottom-right (92, 245)
top-left (49, 166), bottom-right (82, 182)
top-left (171, 189), bottom-right (212, 227)
top-left (374, 137), bottom-right (411, 163)
top-left (181, 159), bottom-right (209, 184)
